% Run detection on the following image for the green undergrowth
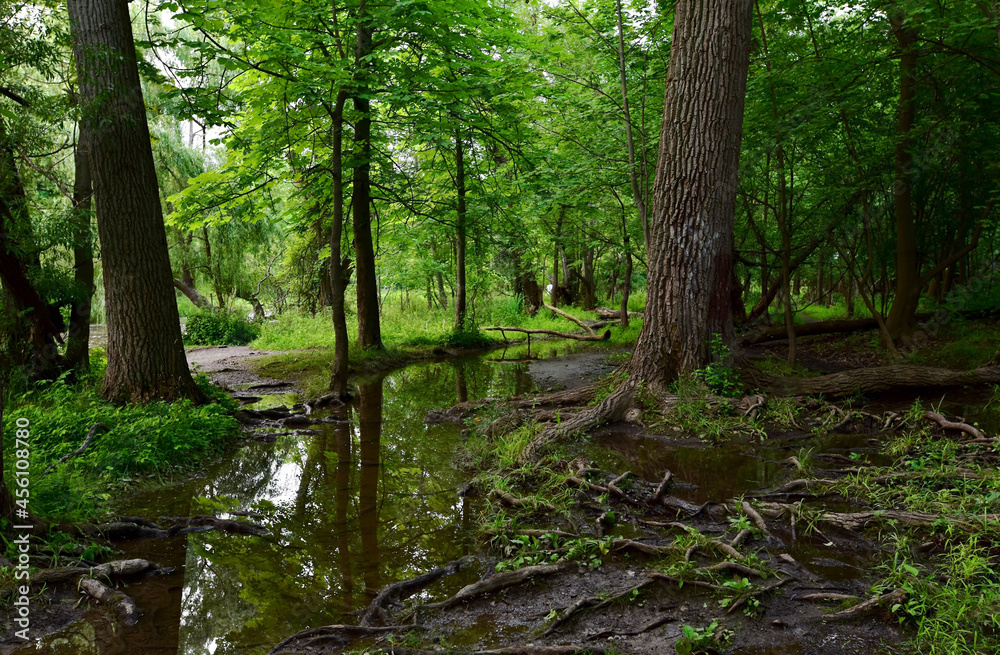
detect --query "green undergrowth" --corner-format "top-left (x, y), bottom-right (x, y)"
top-left (250, 298), bottom-right (643, 397)
top-left (2, 359), bottom-right (239, 521)
top-left (814, 401), bottom-right (1000, 655)
top-left (907, 319), bottom-right (1000, 369)
top-left (184, 309), bottom-right (261, 346)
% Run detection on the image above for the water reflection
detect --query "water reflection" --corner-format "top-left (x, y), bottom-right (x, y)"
top-left (172, 355), bottom-right (538, 655)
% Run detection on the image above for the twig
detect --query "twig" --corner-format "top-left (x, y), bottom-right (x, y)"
top-left (43, 423), bottom-right (108, 475)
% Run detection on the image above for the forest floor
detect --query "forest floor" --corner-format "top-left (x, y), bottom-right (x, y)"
top-left (266, 325), bottom-right (999, 655)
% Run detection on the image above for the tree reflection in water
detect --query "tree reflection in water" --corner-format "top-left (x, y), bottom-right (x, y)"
top-left (171, 354), bottom-right (539, 655)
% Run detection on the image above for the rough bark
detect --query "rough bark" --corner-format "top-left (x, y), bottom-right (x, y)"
top-left (628, 0), bottom-right (753, 390)
top-left (65, 126), bottom-right (95, 373)
top-left (454, 131), bottom-right (468, 331)
top-left (884, 9), bottom-right (921, 342)
top-left (0, 118), bottom-right (65, 377)
top-left (352, 3), bottom-right (383, 350)
top-left (69, 0), bottom-right (202, 403)
top-left (765, 365), bottom-right (1000, 397)
top-left (172, 277), bottom-right (215, 310)
top-left (328, 90), bottom-right (352, 399)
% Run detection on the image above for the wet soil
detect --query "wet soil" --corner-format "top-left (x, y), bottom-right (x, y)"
top-left (7, 338), bottom-right (989, 654)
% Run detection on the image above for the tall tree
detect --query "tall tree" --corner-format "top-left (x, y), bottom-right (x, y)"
top-left (629, 0), bottom-right (754, 389)
top-left (69, 0), bottom-right (202, 403)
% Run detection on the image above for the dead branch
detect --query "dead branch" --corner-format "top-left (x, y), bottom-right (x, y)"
top-left (43, 423), bottom-right (109, 475)
top-left (483, 326), bottom-right (611, 341)
top-left (543, 303), bottom-right (595, 336)
top-left (923, 411), bottom-right (984, 440)
top-left (650, 469), bottom-right (674, 502)
top-left (825, 589), bottom-right (906, 620)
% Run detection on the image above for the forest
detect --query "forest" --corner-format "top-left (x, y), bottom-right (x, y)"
top-left (1, 0), bottom-right (1000, 653)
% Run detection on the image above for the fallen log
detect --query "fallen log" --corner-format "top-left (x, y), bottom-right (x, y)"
top-left (594, 306), bottom-right (642, 320)
top-left (483, 326), bottom-right (610, 342)
top-left (79, 577), bottom-right (140, 626)
top-left (741, 314), bottom-right (931, 345)
top-left (543, 303), bottom-right (595, 336)
top-left (765, 365), bottom-right (1000, 397)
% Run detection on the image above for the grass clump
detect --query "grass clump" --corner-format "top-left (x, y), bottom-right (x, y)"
top-left (185, 310), bottom-right (261, 346)
top-left (2, 370), bottom-right (238, 520)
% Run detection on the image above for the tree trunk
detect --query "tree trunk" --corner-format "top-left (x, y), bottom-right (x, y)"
top-left (65, 127), bottom-right (95, 373)
top-left (329, 90), bottom-right (352, 400)
top-left (69, 0), bottom-right (202, 403)
top-left (766, 365), bottom-right (1000, 397)
top-left (615, 0), bottom-right (650, 249)
top-left (352, 7), bottom-right (383, 350)
top-left (884, 10), bottom-right (921, 342)
top-left (0, 118), bottom-right (65, 377)
top-left (628, 0), bottom-right (753, 390)
top-left (454, 131), bottom-right (467, 332)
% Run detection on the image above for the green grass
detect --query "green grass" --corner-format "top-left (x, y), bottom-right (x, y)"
top-left (907, 320), bottom-right (1000, 369)
top-left (2, 357), bottom-right (239, 521)
top-left (250, 292), bottom-right (645, 396)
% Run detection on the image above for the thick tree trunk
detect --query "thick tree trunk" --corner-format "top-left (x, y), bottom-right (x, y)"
top-left (329, 90), bottom-right (352, 400)
top-left (65, 128), bottom-right (95, 373)
top-left (0, 119), bottom-right (65, 377)
top-left (884, 10), bottom-right (921, 342)
top-left (628, 0), bottom-right (753, 390)
top-left (454, 131), bottom-right (467, 331)
top-left (352, 9), bottom-right (383, 350)
top-left (615, 0), bottom-right (649, 248)
top-left (69, 0), bottom-right (202, 403)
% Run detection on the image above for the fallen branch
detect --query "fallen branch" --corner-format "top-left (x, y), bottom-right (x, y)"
top-left (650, 469), bottom-right (674, 503)
top-left (493, 491), bottom-right (558, 513)
top-left (825, 589), bottom-right (906, 620)
top-left (43, 423), bottom-right (109, 475)
top-left (1, 559), bottom-right (162, 600)
top-left (544, 303), bottom-right (596, 336)
top-left (923, 411), bottom-right (984, 440)
top-left (268, 625), bottom-right (415, 655)
top-left (483, 326), bottom-right (611, 342)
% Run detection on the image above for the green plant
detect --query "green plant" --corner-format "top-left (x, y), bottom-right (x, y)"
top-left (674, 619), bottom-right (732, 654)
top-left (693, 334), bottom-right (739, 396)
top-left (185, 310), bottom-right (261, 346)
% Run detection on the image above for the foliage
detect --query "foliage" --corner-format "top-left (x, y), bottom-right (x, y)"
top-left (693, 334), bottom-right (740, 396)
top-left (184, 310), bottom-right (261, 346)
top-left (2, 372), bottom-right (238, 520)
top-left (674, 619), bottom-right (732, 655)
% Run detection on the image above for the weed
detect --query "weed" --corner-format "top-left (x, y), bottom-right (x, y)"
top-left (674, 619), bottom-right (732, 654)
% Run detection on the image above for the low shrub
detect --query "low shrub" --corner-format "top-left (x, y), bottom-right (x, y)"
top-left (185, 310), bottom-right (260, 346)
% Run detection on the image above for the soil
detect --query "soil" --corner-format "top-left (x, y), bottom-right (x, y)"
top-left (185, 345), bottom-right (296, 400)
top-left (528, 350), bottom-right (621, 391)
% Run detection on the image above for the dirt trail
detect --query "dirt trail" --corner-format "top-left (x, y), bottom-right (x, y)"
top-left (186, 346), bottom-right (296, 400)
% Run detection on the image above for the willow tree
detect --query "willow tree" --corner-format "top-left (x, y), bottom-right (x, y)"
top-left (521, 0), bottom-right (754, 460)
top-left (69, 0), bottom-right (202, 403)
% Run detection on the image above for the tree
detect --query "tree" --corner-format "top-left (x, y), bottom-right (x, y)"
top-left (68, 0), bottom-right (202, 403)
top-left (628, 0), bottom-right (754, 390)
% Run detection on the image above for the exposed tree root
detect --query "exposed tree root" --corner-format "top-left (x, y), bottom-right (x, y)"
top-left (422, 563), bottom-right (572, 611)
top-left (0, 558), bottom-right (163, 600)
top-left (268, 625), bottom-right (416, 655)
top-left (923, 411), bottom-right (984, 439)
top-left (519, 380), bottom-right (637, 464)
top-left (493, 491), bottom-right (558, 513)
top-left (585, 614), bottom-right (675, 641)
top-left (825, 589), bottom-right (906, 620)
top-left (542, 575), bottom-right (661, 636)
top-left (360, 557), bottom-right (473, 626)
top-left (798, 592), bottom-right (860, 603)
top-left (650, 469), bottom-right (674, 502)
top-left (725, 576), bottom-right (794, 615)
top-left (79, 577), bottom-right (140, 626)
